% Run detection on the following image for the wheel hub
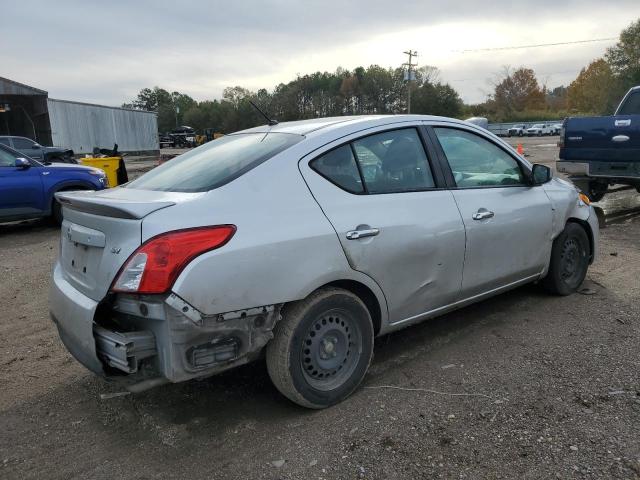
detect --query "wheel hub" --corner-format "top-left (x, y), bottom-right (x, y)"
top-left (301, 312), bottom-right (360, 386)
top-left (561, 239), bottom-right (579, 278)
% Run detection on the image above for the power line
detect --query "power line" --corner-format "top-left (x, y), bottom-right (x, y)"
top-left (458, 37), bottom-right (617, 53)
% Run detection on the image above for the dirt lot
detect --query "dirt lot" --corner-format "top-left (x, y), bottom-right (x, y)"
top-left (1, 137), bottom-right (640, 479)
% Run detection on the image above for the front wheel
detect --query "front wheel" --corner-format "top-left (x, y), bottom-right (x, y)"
top-left (542, 223), bottom-right (590, 296)
top-left (266, 288), bottom-right (374, 409)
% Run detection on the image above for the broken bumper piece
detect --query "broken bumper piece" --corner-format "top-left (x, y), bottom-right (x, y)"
top-left (94, 327), bottom-right (156, 374)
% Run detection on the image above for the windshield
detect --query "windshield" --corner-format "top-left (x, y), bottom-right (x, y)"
top-left (126, 132), bottom-right (302, 192)
top-left (531, 124), bottom-right (543, 128)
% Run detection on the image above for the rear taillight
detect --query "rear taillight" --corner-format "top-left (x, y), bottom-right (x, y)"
top-left (111, 225), bottom-right (236, 294)
top-left (558, 120), bottom-right (566, 148)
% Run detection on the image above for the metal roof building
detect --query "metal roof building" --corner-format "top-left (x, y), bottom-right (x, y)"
top-left (0, 77), bottom-right (158, 154)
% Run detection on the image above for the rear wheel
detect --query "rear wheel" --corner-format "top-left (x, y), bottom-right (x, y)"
top-left (542, 223), bottom-right (590, 296)
top-left (266, 288), bottom-right (374, 409)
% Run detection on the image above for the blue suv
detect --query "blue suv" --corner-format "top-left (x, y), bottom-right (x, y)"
top-left (0, 143), bottom-right (107, 224)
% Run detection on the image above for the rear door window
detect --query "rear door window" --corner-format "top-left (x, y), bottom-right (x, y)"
top-left (126, 132), bottom-right (302, 192)
top-left (310, 145), bottom-right (364, 193)
top-left (309, 127), bottom-right (436, 194)
top-left (0, 138), bottom-right (9, 146)
top-left (352, 128), bottom-right (435, 194)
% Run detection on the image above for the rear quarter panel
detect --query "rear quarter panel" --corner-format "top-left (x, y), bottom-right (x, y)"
top-left (143, 146), bottom-right (388, 323)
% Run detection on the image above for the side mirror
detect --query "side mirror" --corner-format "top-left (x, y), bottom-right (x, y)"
top-left (531, 164), bottom-right (552, 185)
top-left (31, 144), bottom-right (41, 149)
top-left (15, 158), bottom-right (31, 169)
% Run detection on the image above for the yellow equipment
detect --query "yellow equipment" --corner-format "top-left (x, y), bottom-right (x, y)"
top-left (79, 156), bottom-right (124, 187)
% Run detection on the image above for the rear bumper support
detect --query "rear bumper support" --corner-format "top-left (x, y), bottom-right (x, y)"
top-left (94, 327), bottom-right (156, 374)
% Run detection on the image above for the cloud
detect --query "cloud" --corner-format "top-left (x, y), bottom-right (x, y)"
top-left (2, 0), bottom-right (639, 105)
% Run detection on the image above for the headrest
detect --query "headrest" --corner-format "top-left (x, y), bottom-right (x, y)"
top-left (383, 137), bottom-right (420, 171)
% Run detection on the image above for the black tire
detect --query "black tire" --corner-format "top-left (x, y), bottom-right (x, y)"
top-left (519, 131), bottom-right (524, 137)
top-left (51, 198), bottom-right (63, 225)
top-left (537, 131), bottom-right (542, 137)
top-left (542, 223), bottom-right (590, 296)
top-left (266, 288), bottom-right (374, 409)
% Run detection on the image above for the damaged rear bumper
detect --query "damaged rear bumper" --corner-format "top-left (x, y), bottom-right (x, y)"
top-left (50, 263), bottom-right (104, 375)
top-left (50, 262), bottom-right (280, 391)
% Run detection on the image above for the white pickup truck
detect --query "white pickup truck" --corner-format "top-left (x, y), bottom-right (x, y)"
top-left (526, 124), bottom-right (554, 136)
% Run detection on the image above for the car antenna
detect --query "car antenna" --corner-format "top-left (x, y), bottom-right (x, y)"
top-left (249, 100), bottom-right (278, 126)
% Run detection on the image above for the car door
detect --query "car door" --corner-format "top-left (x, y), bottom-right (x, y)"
top-left (429, 125), bottom-right (553, 299)
top-left (11, 136), bottom-right (43, 160)
top-left (0, 147), bottom-right (45, 219)
top-left (299, 125), bottom-right (466, 324)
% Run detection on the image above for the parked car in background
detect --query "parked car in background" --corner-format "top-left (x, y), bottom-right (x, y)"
top-left (551, 123), bottom-right (563, 135)
top-left (558, 85), bottom-right (640, 201)
top-left (50, 115), bottom-right (598, 409)
top-left (0, 135), bottom-right (75, 163)
top-left (159, 133), bottom-right (175, 148)
top-left (0, 143), bottom-right (107, 224)
top-left (526, 124), bottom-right (553, 136)
top-left (507, 124), bottom-right (527, 137)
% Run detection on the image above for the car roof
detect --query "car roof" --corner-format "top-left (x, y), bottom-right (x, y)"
top-left (0, 135), bottom-right (33, 141)
top-left (237, 114), bottom-right (474, 137)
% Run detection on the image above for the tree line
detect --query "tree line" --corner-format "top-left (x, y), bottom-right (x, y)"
top-left (123, 65), bottom-right (463, 133)
top-left (124, 19), bottom-right (640, 131)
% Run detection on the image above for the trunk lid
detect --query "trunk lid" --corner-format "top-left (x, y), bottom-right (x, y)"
top-left (56, 187), bottom-right (202, 301)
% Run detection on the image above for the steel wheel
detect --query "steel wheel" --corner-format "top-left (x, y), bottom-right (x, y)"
top-left (543, 223), bottom-right (590, 295)
top-left (301, 308), bottom-right (363, 391)
top-left (266, 288), bottom-right (374, 408)
top-left (559, 238), bottom-right (584, 286)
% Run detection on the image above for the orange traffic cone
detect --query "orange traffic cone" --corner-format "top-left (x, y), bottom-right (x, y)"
top-left (516, 144), bottom-right (524, 156)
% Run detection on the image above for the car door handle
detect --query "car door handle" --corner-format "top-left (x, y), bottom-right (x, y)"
top-left (612, 135), bottom-right (630, 142)
top-left (346, 228), bottom-right (380, 240)
top-left (472, 209), bottom-right (494, 220)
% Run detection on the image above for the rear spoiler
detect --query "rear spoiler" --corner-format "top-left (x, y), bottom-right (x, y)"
top-left (55, 191), bottom-right (175, 220)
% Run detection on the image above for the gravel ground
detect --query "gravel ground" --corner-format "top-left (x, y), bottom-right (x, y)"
top-left (1, 138), bottom-right (639, 479)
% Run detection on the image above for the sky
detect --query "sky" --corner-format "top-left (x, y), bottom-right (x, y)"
top-left (2, 1), bottom-right (639, 106)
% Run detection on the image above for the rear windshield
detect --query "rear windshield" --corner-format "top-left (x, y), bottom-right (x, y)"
top-left (126, 132), bottom-right (303, 192)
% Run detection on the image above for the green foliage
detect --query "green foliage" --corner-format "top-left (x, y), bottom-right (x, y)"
top-left (492, 67), bottom-right (546, 116)
top-left (122, 86), bottom-right (196, 132)
top-left (124, 65), bottom-right (463, 133)
top-left (605, 19), bottom-right (640, 90)
top-left (567, 59), bottom-right (621, 115)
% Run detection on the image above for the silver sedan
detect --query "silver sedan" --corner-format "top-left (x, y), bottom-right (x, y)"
top-left (50, 115), bottom-right (599, 408)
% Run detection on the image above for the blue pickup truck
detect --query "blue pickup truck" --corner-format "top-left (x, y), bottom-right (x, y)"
top-left (0, 143), bottom-right (107, 224)
top-left (558, 86), bottom-right (640, 201)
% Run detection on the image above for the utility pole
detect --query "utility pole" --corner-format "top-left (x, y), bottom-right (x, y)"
top-left (403, 50), bottom-right (418, 114)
